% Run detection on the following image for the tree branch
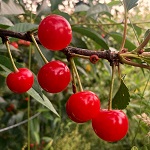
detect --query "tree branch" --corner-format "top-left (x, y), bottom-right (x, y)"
top-left (0, 28), bottom-right (150, 70)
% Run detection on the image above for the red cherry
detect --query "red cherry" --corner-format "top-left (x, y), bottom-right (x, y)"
top-left (38, 14), bottom-right (72, 50)
top-left (66, 101), bottom-right (85, 123)
top-left (37, 60), bottom-right (71, 93)
top-left (66, 91), bottom-right (100, 123)
top-left (6, 68), bottom-right (34, 93)
top-left (92, 109), bottom-right (128, 142)
top-left (10, 42), bottom-right (18, 49)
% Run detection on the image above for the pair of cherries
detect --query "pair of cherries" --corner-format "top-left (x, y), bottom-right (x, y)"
top-left (6, 14), bottom-right (72, 94)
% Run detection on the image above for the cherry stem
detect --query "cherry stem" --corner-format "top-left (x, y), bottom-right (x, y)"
top-left (70, 58), bottom-right (83, 92)
top-left (70, 58), bottom-right (78, 93)
top-left (30, 34), bottom-right (48, 64)
top-left (27, 45), bottom-right (32, 150)
top-left (5, 40), bottom-right (18, 72)
top-left (108, 64), bottom-right (115, 110)
top-left (120, 0), bottom-right (128, 51)
top-left (71, 53), bottom-right (90, 59)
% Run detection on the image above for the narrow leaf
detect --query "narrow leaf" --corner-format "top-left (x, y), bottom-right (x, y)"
top-left (86, 3), bottom-right (111, 17)
top-left (0, 0), bottom-right (24, 15)
top-left (72, 26), bottom-right (109, 50)
top-left (112, 79), bottom-right (130, 109)
top-left (27, 89), bottom-right (59, 117)
top-left (123, 0), bottom-right (139, 11)
top-left (109, 32), bottom-right (136, 51)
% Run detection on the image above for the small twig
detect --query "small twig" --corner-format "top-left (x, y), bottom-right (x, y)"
top-left (0, 112), bottom-right (41, 133)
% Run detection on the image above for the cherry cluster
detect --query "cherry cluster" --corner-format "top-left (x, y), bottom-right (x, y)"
top-left (5, 14), bottom-right (128, 142)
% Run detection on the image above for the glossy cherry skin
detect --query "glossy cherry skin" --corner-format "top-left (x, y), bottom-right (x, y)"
top-left (6, 68), bottom-right (34, 93)
top-left (37, 60), bottom-right (71, 93)
top-left (92, 109), bottom-right (128, 142)
top-left (66, 101), bottom-right (85, 123)
top-left (66, 91), bottom-right (101, 123)
top-left (38, 14), bottom-right (72, 51)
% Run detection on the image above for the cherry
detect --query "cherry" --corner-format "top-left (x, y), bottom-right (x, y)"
top-left (66, 91), bottom-right (100, 123)
top-left (38, 14), bottom-right (72, 50)
top-left (18, 39), bottom-right (30, 46)
top-left (10, 42), bottom-right (18, 49)
top-left (66, 101), bottom-right (85, 123)
top-left (6, 104), bottom-right (15, 112)
top-left (92, 109), bottom-right (128, 142)
top-left (6, 68), bottom-right (34, 93)
top-left (37, 60), bottom-right (71, 93)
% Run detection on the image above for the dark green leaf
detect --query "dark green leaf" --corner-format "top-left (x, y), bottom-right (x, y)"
top-left (86, 3), bottom-right (111, 17)
top-left (0, 0), bottom-right (24, 15)
top-left (123, 0), bottom-right (139, 11)
top-left (71, 35), bottom-right (88, 49)
top-left (8, 23), bottom-right (38, 32)
top-left (109, 32), bottom-right (136, 51)
top-left (72, 26), bottom-right (109, 50)
top-left (112, 79), bottom-right (130, 109)
top-left (50, 0), bottom-right (63, 12)
top-left (0, 55), bottom-right (22, 71)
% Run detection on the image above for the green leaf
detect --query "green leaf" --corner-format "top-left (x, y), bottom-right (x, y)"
top-left (0, 16), bottom-right (13, 28)
top-left (112, 79), bottom-right (130, 109)
top-left (0, 0), bottom-right (25, 15)
top-left (71, 35), bottom-right (88, 49)
top-left (72, 26), bottom-right (109, 50)
top-left (86, 3), bottom-right (111, 17)
top-left (0, 44), bottom-right (20, 52)
top-left (128, 24), bottom-right (142, 37)
top-left (36, 0), bottom-right (51, 16)
top-left (109, 32), bottom-right (136, 51)
top-left (8, 23), bottom-right (38, 32)
top-left (108, 1), bottom-right (121, 7)
top-left (0, 55), bottom-right (22, 71)
top-left (144, 29), bottom-right (150, 39)
top-left (27, 89), bottom-right (59, 117)
top-left (50, 0), bottom-right (63, 12)
top-left (74, 4), bottom-right (90, 12)
top-left (123, 0), bottom-right (139, 11)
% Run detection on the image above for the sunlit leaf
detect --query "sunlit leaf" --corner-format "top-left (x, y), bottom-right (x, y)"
top-left (0, 16), bottom-right (13, 28)
top-left (86, 3), bottom-right (111, 17)
top-left (0, 0), bottom-right (24, 15)
top-left (72, 26), bottom-right (109, 50)
top-left (112, 79), bottom-right (130, 109)
top-left (74, 4), bottom-right (90, 12)
top-left (131, 146), bottom-right (138, 150)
